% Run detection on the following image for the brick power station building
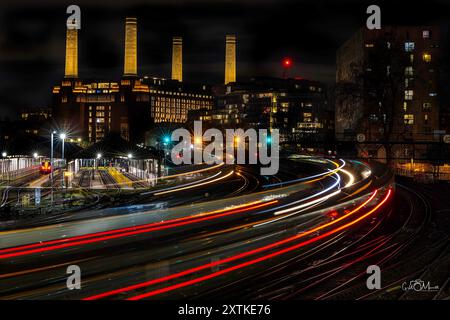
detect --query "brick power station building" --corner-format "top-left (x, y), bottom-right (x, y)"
top-left (52, 17), bottom-right (219, 145)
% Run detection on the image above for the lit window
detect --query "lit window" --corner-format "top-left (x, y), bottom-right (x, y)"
top-left (424, 114), bottom-right (429, 124)
top-left (403, 102), bottom-right (408, 112)
top-left (422, 53), bottom-right (432, 63)
top-left (365, 43), bottom-right (374, 48)
top-left (404, 90), bottom-right (414, 100)
top-left (404, 114), bottom-right (414, 125)
top-left (405, 67), bottom-right (414, 76)
top-left (422, 30), bottom-right (430, 39)
top-left (429, 92), bottom-right (437, 97)
top-left (404, 42), bottom-right (415, 52)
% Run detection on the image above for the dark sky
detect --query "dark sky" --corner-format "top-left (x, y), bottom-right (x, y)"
top-left (1, 0), bottom-right (450, 119)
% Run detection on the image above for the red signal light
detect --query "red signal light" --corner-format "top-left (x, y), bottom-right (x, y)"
top-left (283, 58), bottom-right (292, 68)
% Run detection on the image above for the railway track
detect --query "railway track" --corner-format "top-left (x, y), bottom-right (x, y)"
top-left (0, 169), bottom-right (42, 208)
top-left (192, 181), bottom-right (439, 301)
top-left (98, 170), bottom-right (120, 190)
top-left (78, 170), bottom-right (92, 189)
top-left (122, 172), bottom-right (149, 189)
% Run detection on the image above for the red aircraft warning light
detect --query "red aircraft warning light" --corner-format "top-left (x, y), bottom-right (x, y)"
top-left (282, 58), bottom-right (293, 78)
top-left (283, 58), bottom-right (292, 67)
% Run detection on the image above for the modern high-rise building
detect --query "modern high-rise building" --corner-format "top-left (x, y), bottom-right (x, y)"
top-left (224, 35), bottom-right (236, 85)
top-left (171, 36), bottom-right (183, 82)
top-left (335, 26), bottom-right (442, 162)
top-left (194, 77), bottom-right (333, 147)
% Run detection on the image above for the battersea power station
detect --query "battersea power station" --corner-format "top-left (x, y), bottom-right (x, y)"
top-left (52, 18), bottom-right (238, 144)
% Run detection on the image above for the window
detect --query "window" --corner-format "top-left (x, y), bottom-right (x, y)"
top-left (422, 30), bottom-right (430, 39)
top-left (405, 42), bottom-right (415, 52)
top-left (424, 114), bottom-right (429, 124)
top-left (404, 114), bottom-right (414, 125)
top-left (405, 66), bottom-right (414, 76)
top-left (405, 78), bottom-right (414, 88)
top-left (423, 102), bottom-right (432, 110)
top-left (365, 43), bottom-right (374, 48)
top-left (422, 53), bottom-right (432, 63)
top-left (404, 90), bottom-right (414, 100)
top-left (403, 102), bottom-right (408, 112)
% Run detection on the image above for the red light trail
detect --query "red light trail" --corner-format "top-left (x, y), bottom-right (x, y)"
top-left (127, 189), bottom-right (391, 300)
top-left (83, 188), bottom-right (391, 300)
top-left (0, 200), bottom-right (277, 260)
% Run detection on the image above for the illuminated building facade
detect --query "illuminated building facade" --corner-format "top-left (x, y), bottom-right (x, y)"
top-left (195, 77), bottom-right (333, 146)
top-left (52, 79), bottom-right (143, 143)
top-left (20, 108), bottom-right (52, 122)
top-left (336, 26), bottom-right (442, 161)
top-left (146, 77), bottom-right (213, 123)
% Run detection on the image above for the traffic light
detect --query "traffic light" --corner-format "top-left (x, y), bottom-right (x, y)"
top-left (163, 136), bottom-right (170, 144)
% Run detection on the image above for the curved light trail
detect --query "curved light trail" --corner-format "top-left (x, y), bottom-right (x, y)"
top-left (84, 188), bottom-right (391, 300)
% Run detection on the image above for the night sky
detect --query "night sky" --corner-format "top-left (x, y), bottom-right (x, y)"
top-left (1, 0), bottom-right (450, 119)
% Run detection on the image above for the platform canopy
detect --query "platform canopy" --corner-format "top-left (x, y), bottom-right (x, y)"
top-left (75, 133), bottom-right (161, 160)
top-left (0, 132), bottom-right (82, 159)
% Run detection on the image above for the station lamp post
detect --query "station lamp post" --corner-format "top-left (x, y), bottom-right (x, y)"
top-left (50, 131), bottom-right (56, 205)
top-left (60, 133), bottom-right (67, 188)
top-left (96, 153), bottom-right (102, 169)
top-left (1, 152), bottom-right (6, 178)
top-left (127, 153), bottom-right (133, 175)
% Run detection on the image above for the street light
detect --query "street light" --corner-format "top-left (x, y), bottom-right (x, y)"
top-left (50, 131), bottom-right (56, 205)
top-left (1, 152), bottom-right (6, 180)
top-left (127, 153), bottom-right (133, 159)
top-left (95, 153), bottom-right (102, 171)
top-left (60, 133), bottom-right (66, 160)
top-left (33, 152), bottom-right (38, 159)
top-left (60, 133), bottom-right (67, 188)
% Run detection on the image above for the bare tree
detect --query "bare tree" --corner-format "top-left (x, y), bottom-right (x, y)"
top-left (352, 34), bottom-right (408, 165)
